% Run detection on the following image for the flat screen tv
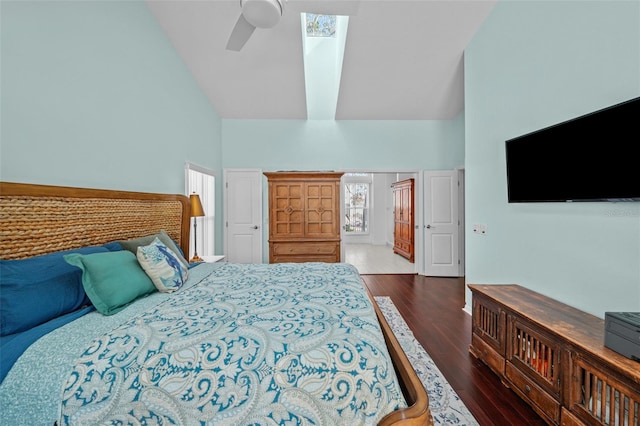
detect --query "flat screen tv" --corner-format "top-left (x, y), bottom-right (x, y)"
top-left (505, 96), bottom-right (640, 203)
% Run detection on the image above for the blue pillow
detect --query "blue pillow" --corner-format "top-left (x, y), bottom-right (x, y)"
top-left (103, 241), bottom-right (123, 252)
top-left (0, 246), bottom-right (108, 336)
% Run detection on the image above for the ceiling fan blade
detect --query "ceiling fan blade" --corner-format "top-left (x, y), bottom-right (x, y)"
top-left (226, 14), bottom-right (257, 51)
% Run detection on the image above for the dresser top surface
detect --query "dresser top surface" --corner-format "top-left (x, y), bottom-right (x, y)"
top-left (468, 284), bottom-right (640, 382)
top-left (264, 171), bottom-right (345, 180)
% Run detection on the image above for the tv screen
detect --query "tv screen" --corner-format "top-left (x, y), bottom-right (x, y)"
top-left (505, 97), bottom-right (640, 202)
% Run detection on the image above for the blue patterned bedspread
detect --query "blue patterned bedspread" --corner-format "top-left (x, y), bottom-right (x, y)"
top-left (1, 262), bottom-right (406, 425)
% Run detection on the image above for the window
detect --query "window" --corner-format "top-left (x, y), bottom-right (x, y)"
top-left (344, 174), bottom-right (370, 234)
top-left (185, 163), bottom-right (215, 258)
top-left (305, 13), bottom-right (336, 38)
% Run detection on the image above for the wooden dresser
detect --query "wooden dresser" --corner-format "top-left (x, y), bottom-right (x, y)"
top-left (264, 171), bottom-right (344, 263)
top-left (391, 178), bottom-right (414, 262)
top-left (469, 284), bottom-right (640, 426)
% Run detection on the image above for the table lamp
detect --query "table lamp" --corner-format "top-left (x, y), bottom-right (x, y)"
top-left (189, 193), bottom-right (205, 262)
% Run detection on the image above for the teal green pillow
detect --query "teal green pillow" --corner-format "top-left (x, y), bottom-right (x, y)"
top-left (64, 251), bottom-right (156, 316)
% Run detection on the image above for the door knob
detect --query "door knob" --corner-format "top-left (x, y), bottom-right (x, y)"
top-left (251, 225), bottom-right (259, 230)
top-left (426, 224), bottom-right (432, 229)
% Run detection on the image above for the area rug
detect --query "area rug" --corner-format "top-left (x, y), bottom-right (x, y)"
top-left (375, 296), bottom-right (479, 426)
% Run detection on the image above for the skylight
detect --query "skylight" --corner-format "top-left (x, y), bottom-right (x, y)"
top-left (305, 14), bottom-right (336, 38)
top-left (301, 13), bottom-right (348, 120)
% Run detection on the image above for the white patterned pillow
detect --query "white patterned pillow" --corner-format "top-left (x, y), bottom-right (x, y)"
top-left (136, 237), bottom-right (188, 293)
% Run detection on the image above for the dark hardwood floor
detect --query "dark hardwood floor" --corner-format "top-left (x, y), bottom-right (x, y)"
top-left (362, 274), bottom-right (547, 426)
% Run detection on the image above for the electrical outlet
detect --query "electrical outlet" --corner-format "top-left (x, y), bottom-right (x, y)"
top-left (473, 224), bottom-right (487, 235)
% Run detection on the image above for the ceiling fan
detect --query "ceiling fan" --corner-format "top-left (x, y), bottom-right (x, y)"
top-left (226, 0), bottom-right (360, 52)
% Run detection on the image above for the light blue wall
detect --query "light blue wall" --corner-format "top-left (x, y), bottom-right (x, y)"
top-left (0, 0), bottom-right (222, 193)
top-left (1, 0), bottom-right (224, 252)
top-left (222, 117), bottom-right (465, 263)
top-left (464, 1), bottom-right (640, 317)
top-left (221, 118), bottom-right (464, 171)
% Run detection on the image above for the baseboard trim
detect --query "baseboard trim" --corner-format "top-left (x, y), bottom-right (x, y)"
top-left (462, 304), bottom-right (472, 316)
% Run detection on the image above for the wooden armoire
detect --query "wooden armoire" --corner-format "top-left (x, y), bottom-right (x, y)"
top-left (391, 178), bottom-right (414, 263)
top-left (264, 171), bottom-right (344, 263)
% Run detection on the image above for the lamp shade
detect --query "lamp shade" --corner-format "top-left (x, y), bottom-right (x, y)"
top-left (189, 194), bottom-right (205, 217)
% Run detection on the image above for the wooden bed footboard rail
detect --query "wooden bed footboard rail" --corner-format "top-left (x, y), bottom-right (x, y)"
top-left (367, 289), bottom-right (434, 426)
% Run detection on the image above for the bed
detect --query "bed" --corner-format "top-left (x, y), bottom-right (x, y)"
top-left (0, 181), bottom-right (432, 425)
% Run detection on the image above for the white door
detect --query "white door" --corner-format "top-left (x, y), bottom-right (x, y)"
top-left (224, 169), bottom-right (263, 263)
top-left (423, 170), bottom-right (461, 277)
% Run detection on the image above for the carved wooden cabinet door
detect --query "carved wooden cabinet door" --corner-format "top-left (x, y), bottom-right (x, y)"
top-left (271, 180), bottom-right (305, 239)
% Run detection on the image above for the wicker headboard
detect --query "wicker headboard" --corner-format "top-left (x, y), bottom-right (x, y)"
top-left (0, 182), bottom-right (191, 260)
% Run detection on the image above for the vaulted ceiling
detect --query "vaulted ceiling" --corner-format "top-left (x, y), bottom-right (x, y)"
top-left (145, 0), bottom-right (496, 120)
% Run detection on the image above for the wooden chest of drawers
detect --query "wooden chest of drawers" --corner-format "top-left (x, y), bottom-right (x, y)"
top-left (269, 241), bottom-right (339, 263)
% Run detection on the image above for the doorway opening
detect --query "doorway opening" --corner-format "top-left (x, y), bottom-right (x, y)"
top-left (342, 171), bottom-right (418, 274)
top-left (341, 169), bottom-right (465, 277)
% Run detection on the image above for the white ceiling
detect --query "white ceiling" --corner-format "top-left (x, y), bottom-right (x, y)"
top-left (145, 0), bottom-right (497, 120)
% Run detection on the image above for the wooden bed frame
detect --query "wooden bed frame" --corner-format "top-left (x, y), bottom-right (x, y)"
top-left (0, 181), bottom-right (432, 426)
